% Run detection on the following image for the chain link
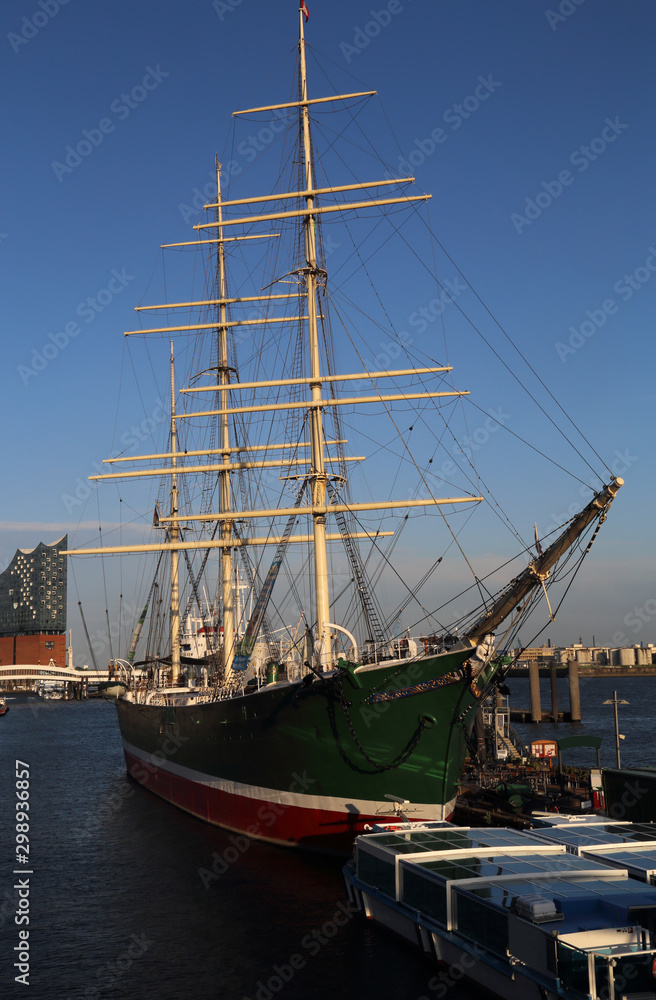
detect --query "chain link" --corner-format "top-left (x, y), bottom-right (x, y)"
top-left (330, 669), bottom-right (432, 773)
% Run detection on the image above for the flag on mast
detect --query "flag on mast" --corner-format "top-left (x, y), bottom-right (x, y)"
top-left (534, 522), bottom-right (543, 556)
top-left (300, 1), bottom-right (309, 21)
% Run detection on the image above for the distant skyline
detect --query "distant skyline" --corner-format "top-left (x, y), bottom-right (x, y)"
top-left (1, 0), bottom-right (654, 657)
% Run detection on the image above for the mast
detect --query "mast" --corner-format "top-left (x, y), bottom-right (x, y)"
top-left (299, 8), bottom-right (331, 669)
top-left (169, 343), bottom-right (181, 685)
top-left (458, 477), bottom-right (624, 647)
top-left (215, 160), bottom-right (235, 675)
top-left (127, 599), bottom-right (150, 664)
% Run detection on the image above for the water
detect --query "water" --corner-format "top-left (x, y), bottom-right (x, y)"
top-left (0, 697), bottom-right (473, 1000)
top-left (508, 674), bottom-right (656, 768)
top-left (1, 680), bottom-right (655, 999)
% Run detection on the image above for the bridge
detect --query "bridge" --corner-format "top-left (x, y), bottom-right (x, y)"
top-left (0, 660), bottom-right (112, 686)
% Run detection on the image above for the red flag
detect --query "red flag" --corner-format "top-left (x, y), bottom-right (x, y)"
top-left (300, 1), bottom-right (309, 21)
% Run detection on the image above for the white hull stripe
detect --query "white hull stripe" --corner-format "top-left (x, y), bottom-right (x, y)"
top-left (123, 737), bottom-right (454, 820)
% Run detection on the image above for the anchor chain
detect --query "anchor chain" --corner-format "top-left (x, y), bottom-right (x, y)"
top-left (460, 717), bottom-right (481, 766)
top-left (329, 668), bottom-right (434, 773)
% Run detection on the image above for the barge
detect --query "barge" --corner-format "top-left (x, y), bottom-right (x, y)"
top-left (344, 821), bottom-right (656, 999)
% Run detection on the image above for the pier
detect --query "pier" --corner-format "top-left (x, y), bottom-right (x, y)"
top-left (510, 658), bottom-right (582, 723)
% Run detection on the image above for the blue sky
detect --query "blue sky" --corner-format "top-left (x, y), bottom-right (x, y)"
top-left (1, 0), bottom-right (654, 658)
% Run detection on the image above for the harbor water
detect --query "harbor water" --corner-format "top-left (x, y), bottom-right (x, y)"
top-left (509, 673), bottom-right (656, 767)
top-left (2, 678), bottom-right (655, 999)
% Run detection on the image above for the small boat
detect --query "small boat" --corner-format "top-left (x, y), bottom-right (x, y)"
top-left (0, 698), bottom-right (8, 715)
top-left (344, 820), bottom-right (656, 999)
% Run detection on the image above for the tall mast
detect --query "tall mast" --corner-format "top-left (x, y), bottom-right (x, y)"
top-left (216, 159), bottom-right (235, 674)
top-left (169, 342), bottom-right (181, 684)
top-left (299, 9), bottom-right (331, 668)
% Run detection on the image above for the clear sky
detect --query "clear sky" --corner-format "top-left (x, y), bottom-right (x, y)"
top-left (1, 0), bottom-right (654, 659)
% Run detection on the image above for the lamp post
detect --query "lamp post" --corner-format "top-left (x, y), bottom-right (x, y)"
top-left (602, 690), bottom-right (629, 768)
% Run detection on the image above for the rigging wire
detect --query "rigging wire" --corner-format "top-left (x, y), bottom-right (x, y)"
top-left (305, 50), bottom-right (610, 483)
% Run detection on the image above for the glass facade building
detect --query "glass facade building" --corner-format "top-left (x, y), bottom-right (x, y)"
top-left (0, 536), bottom-right (67, 635)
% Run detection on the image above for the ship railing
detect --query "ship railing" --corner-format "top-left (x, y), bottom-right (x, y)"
top-left (359, 634), bottom-right (455, 666)
top-left (508, 722), bottom-right (531, 760)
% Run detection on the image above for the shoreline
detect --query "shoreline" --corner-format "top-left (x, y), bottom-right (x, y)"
top-left (507, 666), bottom-right (656, 679)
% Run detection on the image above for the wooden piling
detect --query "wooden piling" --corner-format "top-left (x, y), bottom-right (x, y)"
top-left (529, 662), bottom-right (541, 723)
top-left (568, 659), bottom-right (581, 722)
top-left (550, 663), bottom-right (559, 723)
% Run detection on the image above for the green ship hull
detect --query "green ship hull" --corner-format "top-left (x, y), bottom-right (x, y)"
top-left (117, 647), bottom-right (494, 851)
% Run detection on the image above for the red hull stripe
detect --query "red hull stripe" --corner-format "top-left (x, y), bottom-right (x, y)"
top-left (122, 737), bottom-right (451, 816)
top-left (123, 744), bottom-right (455, 850)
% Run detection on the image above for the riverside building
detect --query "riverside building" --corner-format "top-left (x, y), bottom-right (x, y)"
top-left (0, 536), bottom-right (67, 668)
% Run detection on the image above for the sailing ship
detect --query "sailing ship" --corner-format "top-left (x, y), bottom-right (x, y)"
top-left (66, 8), bottom-right (623, 851)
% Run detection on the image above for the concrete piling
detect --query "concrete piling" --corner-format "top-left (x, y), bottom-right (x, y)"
top-left (568, 659), bottom-right (581, 722)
